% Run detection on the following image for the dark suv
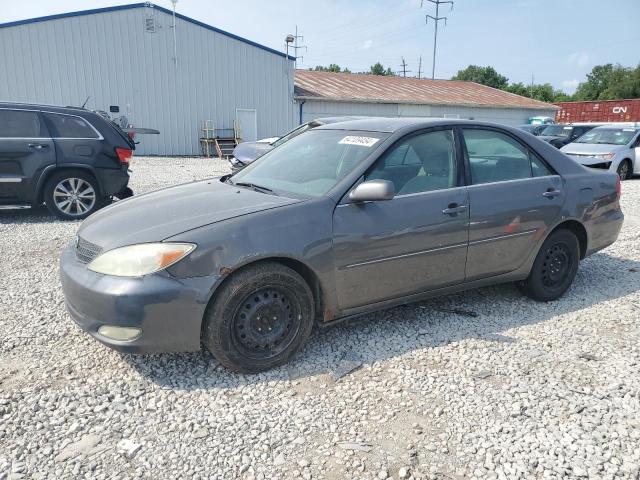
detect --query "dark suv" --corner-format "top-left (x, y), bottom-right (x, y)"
top-left (0, 103), bottom-right (135, 219)
top-left (537, 124), bottom-right (601, 149)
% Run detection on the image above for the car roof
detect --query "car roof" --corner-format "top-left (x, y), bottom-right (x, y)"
top-left (591, 124), bottom-right (639, 130)
top-left (315, 117), bottom-right (507, 133)
top-left (313, 116), bottom-right (367, 125)
top-left (0, 101), bottom-right (92, 115)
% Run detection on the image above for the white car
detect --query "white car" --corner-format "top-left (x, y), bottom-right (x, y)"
top-left (561, 125), bottom-right (640, 180)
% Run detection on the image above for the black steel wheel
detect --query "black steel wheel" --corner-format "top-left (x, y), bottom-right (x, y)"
top-left (203, 262), bottom-right (314, 373)
top-left (518, 229), bottom-right (580, 302)
top-left (540, 243), bottom-right (572, 288)
top-left (231, 287), bottom-right (302, 360)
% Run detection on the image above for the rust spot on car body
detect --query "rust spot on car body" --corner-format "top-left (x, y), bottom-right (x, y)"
top-left (219, 266), bottom-right (233, 275)
top-left (323, 308), bottom-right (334, 321)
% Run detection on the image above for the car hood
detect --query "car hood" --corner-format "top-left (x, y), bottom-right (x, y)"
top-left (78, 179), bottom-right (302, 251)
top-left (232, 141), bottom-right (275, 164)
top-left (560, 143), bottom-right (621, 155)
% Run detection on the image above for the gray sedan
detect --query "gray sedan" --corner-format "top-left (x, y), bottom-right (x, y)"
top-left (60, 118), bottom-right (623, 373)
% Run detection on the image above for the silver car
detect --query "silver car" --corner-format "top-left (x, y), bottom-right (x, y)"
top-left (561, 125), bottom-right (640, 180)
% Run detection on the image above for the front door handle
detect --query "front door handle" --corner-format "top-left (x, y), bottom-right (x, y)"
top-left (442, 204), bottom-right (468, 215)
top-left (542, 189), bottom-right (562, 198)
top-left (28, 143), bottom-right (49, 150)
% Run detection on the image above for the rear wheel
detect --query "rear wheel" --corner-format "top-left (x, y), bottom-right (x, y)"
top-left (518, 229), bottom-right (580, 302)
top-left (617, 159), bottom-right (632, 180)
top-left (44, 171), bottom-right (104, 220)
top-left (202, 262), bottom-right (314, 373)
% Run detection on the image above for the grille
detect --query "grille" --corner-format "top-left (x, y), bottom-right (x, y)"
top-left (76, 237), bottom-right (103, 264)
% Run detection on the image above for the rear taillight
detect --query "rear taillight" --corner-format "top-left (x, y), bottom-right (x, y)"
top-left (616, 176), bottom-right (621, 200)
top-left (115, 147), bottom-right (133, 165)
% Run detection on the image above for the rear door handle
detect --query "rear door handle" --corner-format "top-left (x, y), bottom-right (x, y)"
top-left (442, 204), bottom-right (468, 215)
top-left (28, 143), bottom-right (49, 150)
top-left (542, 189), bottom-right (562, 198)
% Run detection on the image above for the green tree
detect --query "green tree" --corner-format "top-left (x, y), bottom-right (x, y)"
top-left (311, 64), bottom-right (351, 73)
top-left (574, 63), bottom-right (640, 100)
top-left (370, 62), bottom-right (394, 76)
top-left (451, 65), bottom-right (508, 89)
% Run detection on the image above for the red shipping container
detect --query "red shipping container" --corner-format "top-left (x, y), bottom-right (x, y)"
top-left (554, 99), bottom-right (640, 123)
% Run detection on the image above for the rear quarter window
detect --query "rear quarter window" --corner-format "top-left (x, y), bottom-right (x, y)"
top-left (44, 113), bottom-right (100, 139)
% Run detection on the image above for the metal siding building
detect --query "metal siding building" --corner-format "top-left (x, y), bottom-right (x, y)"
top-left (0, 3), bottom-right (296, 155)
top-left (295, 70), bottom-right (558, 126)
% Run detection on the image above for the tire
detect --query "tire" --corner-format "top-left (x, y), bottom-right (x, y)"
top-left (202, 262), bottom-right (315, 373)
top-left (44, 171), bottom-right (103, 220)
top-left (617, 159), bottom-right (632, 181)
top-left (518, 229), bottom-right (580, 302)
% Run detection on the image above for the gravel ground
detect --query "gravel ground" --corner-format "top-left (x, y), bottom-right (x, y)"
top-left (1, 157), bottom-right (640, 480)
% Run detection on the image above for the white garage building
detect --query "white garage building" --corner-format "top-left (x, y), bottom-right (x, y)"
top-left (295, 70), bottom-right (557, 126)
top-left (0, 3), bottom-right (296, 155)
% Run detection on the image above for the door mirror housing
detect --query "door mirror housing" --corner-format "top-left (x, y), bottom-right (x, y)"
top-left (349, 179), bottom-right (395, 202)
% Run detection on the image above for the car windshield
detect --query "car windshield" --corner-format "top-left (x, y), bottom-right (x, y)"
top-left (271, 122), bottom-right (319, 147)
top-left (231, 129), bottom-right (388, 197)
top-left (574, 128), bottom-right (639, 145)
top-left (541, 125), bottom-right (572, 137)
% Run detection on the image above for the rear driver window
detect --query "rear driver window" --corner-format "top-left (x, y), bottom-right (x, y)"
top-left (462, 129), bottom-right (551, 184)
top-left (0, 110), bottom-right (41, 138)
top-left (44, 113), bottom-right (99, 139)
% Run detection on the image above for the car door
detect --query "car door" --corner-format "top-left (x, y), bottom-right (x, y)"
top-left (332, 127), bottom-right (469, 310)
top-left (632, 133), bottom-right (640, 174)
top-left (460, 127), bottom-right (564, 281)
top-left (0, 109), bottom-right (55, 204)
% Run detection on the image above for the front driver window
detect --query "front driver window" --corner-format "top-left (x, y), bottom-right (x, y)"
top-left (365, 129), bottom-right (457, 195)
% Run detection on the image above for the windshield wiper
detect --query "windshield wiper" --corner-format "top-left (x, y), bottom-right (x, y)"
top-left (234, 182), bottom-right (275, 194)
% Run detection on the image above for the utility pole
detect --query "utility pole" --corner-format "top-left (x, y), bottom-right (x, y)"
top-left (292, 25), bottom-right (307, 69)
top-left (399, 57), bottom-right (410, 77)
top-left (422, 0), bottom-right (454, 79)
top-left (530, 74), bottom-right (535, 98)
top-left (417, 56), bottom-right (423, 79)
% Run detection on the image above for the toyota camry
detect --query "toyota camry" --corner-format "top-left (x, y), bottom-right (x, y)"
top-left (60, 118), bottom-right (623, 372)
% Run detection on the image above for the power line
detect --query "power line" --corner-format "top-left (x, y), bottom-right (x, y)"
top-left (421, 0), bottom-right (454, 79)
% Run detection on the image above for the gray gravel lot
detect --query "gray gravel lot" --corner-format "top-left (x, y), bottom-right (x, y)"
top-left (1, 157), bottom-right (640, 480)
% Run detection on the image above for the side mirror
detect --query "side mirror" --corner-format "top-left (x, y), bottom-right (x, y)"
top-left (349, 179), bottom-right (395, 203)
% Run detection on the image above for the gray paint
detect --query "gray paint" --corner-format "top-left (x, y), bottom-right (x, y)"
top-left (300, 100), bottom-right (557, 128)
top-left (0, 5), bottom-right (296, 155)
top-left (60, 118), bottom-right (623, 354)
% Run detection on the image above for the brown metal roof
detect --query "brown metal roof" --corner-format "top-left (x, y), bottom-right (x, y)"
top-left (294, 70), bottom-right (556, 110)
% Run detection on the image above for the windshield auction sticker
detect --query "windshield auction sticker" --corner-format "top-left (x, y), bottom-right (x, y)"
top-left (339, 136), bottom-right (380, 147)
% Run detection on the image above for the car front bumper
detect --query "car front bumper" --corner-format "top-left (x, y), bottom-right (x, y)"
top-left (59, 242), bottom-right (218, 353)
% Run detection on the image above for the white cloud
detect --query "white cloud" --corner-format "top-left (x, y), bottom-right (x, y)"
top-left (568, 52), bottom-right (589, 68)
top-left (359, 40), bottom-right (373, 51)
top-left (562, 79), bottom-right (580, 93)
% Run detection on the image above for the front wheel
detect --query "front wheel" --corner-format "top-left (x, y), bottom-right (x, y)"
top-left (202, 262), bottom-right (315, 373)
top-left (617, 159), bottom-right (632, 181)
top-left (518, 229), bottom-right (580, 302)
top-left (44, 171), bottom-right (104, 220)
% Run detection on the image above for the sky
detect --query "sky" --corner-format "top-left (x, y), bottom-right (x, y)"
top-left (2, 0), bottom-right (639, 94)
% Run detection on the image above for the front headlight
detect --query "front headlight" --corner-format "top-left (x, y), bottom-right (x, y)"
top-left (88, 243), bottom-right (196, 277)
top-left (595, 153), bottom-right (615, 160)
